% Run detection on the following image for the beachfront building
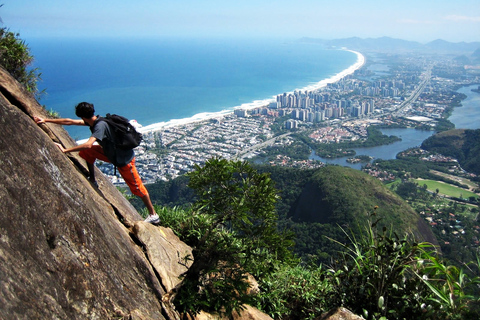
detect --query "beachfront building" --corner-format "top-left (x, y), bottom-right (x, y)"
top-left (234, 109), bottom-right (248, 117)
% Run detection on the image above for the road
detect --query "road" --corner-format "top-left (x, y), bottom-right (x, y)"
top-left (392, 65), bottom-right (432, 117)
top-left (236, 132), bottom-right (292, 160)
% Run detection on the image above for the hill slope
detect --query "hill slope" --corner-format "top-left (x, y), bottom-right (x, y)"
top-left (291, 166), bottom-right (415, 226)
top-left (421, 129), bottom-right (480, 175)
top-left (286, 166), bottom-right (438, 259)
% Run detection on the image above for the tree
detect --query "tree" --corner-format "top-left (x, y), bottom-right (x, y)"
top-left (165, 158), bottom-right (295, 317)
top-left (395, 181), bottom-right (419, 199)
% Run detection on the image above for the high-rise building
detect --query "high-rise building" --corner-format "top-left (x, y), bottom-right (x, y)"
top-left (234, 109), bottom-right (248, 117)
top-left (269, 101), bottom-right (280, 109)
top-left (291, 109), bottom-right (300, 119)
top-left (285, 119), bottom-right (298, 129)
top-left (314, 111), bottom-right (325, 122)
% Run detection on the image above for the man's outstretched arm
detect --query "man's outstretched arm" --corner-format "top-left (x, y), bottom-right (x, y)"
top-left (55, 136), bottom-right (97, 154)
top-left (34, 116), bottom-right (86, 126)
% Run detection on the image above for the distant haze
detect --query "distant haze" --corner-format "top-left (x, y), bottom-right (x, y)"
top-left (3, 0), bottom-right (479, 43)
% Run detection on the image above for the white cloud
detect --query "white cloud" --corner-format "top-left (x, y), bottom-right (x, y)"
top-left (445, 15), bottom-right (480, 22)
top-left (397, 19), bottom-right (435, 25)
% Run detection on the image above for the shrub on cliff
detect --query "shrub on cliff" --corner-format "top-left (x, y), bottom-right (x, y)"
top-left (0, 27), bottom-right (41, 96)
top-left (160, 158), bottom-right (296, 318)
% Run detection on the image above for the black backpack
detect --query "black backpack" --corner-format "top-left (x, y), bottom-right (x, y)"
top-left (96, 113), bottom-right (143, 150)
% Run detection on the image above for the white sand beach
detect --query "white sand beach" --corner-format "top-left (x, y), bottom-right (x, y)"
top-left (129, 50), bottom-right (364, 135)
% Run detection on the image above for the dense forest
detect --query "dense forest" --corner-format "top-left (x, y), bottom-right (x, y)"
top-left (132, 164), bottom-right (437, 263)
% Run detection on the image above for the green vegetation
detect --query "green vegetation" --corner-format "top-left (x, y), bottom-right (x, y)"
top-left (137, 159), bottom-right (479, 318)
top-left (390, 180), bottom-right (480, 264)
top-left (153, 184), bottom-right (480, 318)
top-left (313, 145), bottom-right (356, 158)
top-left (366, 144), bottom-right (479, 266)
top-left (286, 166), bottom-right (434, 260)
top-left (372, 147), bottom-right (475, 188)
top-left (158, 159), bottom-right (296, 318)
top-left (434, 117), bottom-right (456, 132)
top-left (254, 262), bottom-right (333, 319)
top-left (323, 211), bottom-right (480, 320)
top-left (138, 164), bottom-right (438, 263)
top-left (422, 129), bottom-right (480, 176)
top-left (270, 114), bottom-right (292, 135)
top-left (350, 154), bottom-right (373, 162)
top-left (0, 27), bottom-right (42, 96)
top-left (318, 213), bottom-right (479, 319)
top-left (259, 137), bottom-right (311, 161)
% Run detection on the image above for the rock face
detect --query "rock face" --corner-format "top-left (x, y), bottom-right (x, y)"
top-left (0, 67), bottom-right (192, 319)
top-left (318, 307), bottom-right (365, 320)
top-left (0, 66), bottom-right (271, 320)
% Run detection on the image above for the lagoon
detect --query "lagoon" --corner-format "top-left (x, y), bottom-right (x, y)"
top-left (310, 128), bottom-right (435, 170)
top-left (311, 84), bottom-right (479, 169)
top-left (449, 85), bottom-right (480, 130)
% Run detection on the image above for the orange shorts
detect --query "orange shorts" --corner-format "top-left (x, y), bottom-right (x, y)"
top-left (79, 145), bottom-right (149, 197)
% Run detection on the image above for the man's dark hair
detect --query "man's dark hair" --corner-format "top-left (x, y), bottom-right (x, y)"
top-left (75, 102), bottom-right (95, 119)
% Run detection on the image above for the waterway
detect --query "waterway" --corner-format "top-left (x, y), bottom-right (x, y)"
top-left (310, 84), bottom-right (480, 170)
top-left (448, 85), bottom-right (480, 130)
top-left (310, 128), bottom-right (435, 170)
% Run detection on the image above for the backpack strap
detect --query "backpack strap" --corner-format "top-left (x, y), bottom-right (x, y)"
top-left (90, 115), bottom-right (119, 176)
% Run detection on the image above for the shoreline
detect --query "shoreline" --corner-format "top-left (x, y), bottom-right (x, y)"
top-left (138, 49), bottom-right (366, 134)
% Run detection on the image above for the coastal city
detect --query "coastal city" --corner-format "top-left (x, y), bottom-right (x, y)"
top-left (95, 51), bottom-right (480, 184)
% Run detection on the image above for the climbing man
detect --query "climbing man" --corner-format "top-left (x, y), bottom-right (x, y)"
top-left (34, 102), bottom-right (160, 225)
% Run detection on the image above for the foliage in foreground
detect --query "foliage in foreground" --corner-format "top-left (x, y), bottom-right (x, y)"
top-left (159, 158), bottom-right (296, 318)
top-left (254, 209), bottom-right (480, 320)
top-left (155, 159), bottom-right (479, 319)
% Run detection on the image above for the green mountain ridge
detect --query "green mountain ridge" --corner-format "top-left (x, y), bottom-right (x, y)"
top-left (284, 166), bottom-right (438, 261)
top-left (290, 166), bottom-right (433, 237)
top-left (421, 128), bottom-right (480, 175)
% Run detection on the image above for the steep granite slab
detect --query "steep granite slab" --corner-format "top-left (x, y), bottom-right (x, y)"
top-left (0, 67), bottom-right (179, 319)
top-left (133, 223), bottom-right (193, 292)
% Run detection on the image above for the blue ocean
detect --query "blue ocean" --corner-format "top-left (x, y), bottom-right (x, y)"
top-left (28, 37), bottom-right (358, 139)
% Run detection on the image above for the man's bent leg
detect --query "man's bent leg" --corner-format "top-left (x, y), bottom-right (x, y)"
top-left (118, 158), bottom-right (148, 197)
top-left (118, 158), bottom-right (159, 223)
top-left (79, 145), bottom-right (111, 183)
top-left (86, 162), bottom-right (96, 183)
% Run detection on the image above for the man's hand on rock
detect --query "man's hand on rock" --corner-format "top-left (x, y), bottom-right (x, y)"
top-left (34, 116), bottom-right (45, 124)
top-left (54, 142), bottom-right (66, 153)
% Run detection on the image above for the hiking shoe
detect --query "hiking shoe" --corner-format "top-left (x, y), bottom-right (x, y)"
top-left (144, 214), bottom-right (160, 225)
top-left (89, 180), bottom-right (99, 188)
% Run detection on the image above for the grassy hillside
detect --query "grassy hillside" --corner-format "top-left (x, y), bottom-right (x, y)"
top-left (290, 166), bottom-right (412, 226)
top-left (284, 166), bottom-right (438, 261)
top-left (413, 178), bottom-right (479, 199)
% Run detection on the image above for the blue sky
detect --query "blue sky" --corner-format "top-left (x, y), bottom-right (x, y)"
top-left (2, 0), bottom-right (479, 42)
